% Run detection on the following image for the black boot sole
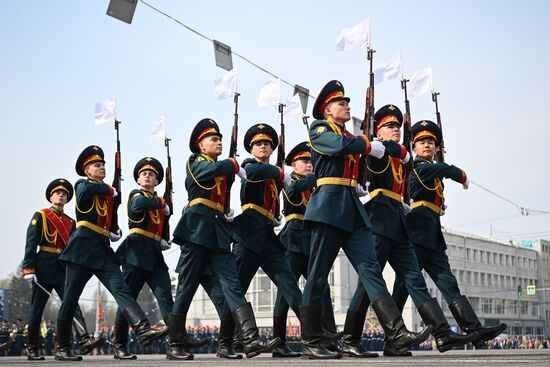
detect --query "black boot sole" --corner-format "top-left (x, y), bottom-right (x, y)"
top-left (472, 324), bottom-right (507, 349)
top-left (166, 354), bottom-right (194, 360)
top-left (438, 331), bottom-right (479, 353)
top-left (216, 352), bottom-right (243, 359)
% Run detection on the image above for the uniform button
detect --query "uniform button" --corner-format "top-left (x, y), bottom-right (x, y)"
top-left (214, 215), bottom-right (218, 218)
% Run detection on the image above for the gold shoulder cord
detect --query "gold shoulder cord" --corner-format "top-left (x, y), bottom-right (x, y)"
top-left (367, 156), bottom-right (391, 174)
top-left (282, 188), bottom-right (306, 207)
top-left (127, 192), bottom-right (146, 224)
top-left (306, 120), bottom-right (342, 157)
top-left (413, 168), bottom-right (444, 198)
top-left (38, 210), bottom-right (57, 244)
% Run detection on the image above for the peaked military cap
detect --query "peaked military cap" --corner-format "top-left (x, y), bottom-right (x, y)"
top-left (284, 141), bottom-right (311, 166)
top-left (189, 118), bottom-right (223, 154)
top-left (243, 123), bottom-right (279, 153)
top-left (312, 80), bottom-right (351, 120)
top-left (373, 104), bottom-right (403, 134)
top-left (46, 178), bottom-right (74, 202)
top-left (411, 120), bottom-right (442, 147)
top-left (75, 145), bottom-right (105, 176)
top-left (133, 157), bottom-right (164, 184)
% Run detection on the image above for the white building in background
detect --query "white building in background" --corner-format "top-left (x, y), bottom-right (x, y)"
top-left (184, 230), bottom-right (550, 338)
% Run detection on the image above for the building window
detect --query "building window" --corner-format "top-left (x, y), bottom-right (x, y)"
top-left (481, 298), bottom-right (492, 314)
top-left (480, 273), bottom-right (486, 286)
top-left (531, 302), bottom-right (538, 317)
top-left (495, 299), bottom-right (504, 314)
top-left (520, 301), bottom-right (528, 316)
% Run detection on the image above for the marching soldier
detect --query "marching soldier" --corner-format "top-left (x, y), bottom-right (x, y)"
top-left (392, 120), bottom-right (506, 350)
top-left (21, 178), bottom-right (101, 360)
top-left (169, 118), bottom-right (278, 360)
top-left (229, 124), bottom-right (316, 351)
top-left (112, 157), bottom-right (207, 360)
top-left (300, 80), bottom-right (431, 359)
top-left (271, 142), bottom-right (338, 358)
top-left (342, 105), bottom-right (477, 358)
top-left (55, 145), bottom-right (166, 361)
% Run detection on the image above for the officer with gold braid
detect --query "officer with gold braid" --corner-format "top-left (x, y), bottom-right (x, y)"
top-left (271, 142), bottom-right (339, 358)
top-left (391, 120), bottom-right (506, 352)
top-left (342, 106), bottom-right (476, 358)
top-left (21, 178), bottom-right (100, 360)
top-left (55, 146), bottom-right (166, 361)
top-left (111, 157), bottom-right (206, 359)
top-left (170, 119), bottom-right (278, 360)
top-left (300, 80), bottom-right (432, 359)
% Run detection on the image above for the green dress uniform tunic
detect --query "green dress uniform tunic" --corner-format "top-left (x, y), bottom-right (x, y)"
top-left (302, 118), bottom-right (388, 307)
top-left (58, 179), bottom-right (139, 320)
top-left (172, 153), bottom-right (247, 314)
top-left (392, 156), bottom-right (467, 307)
top-left (114, 188), bottom-right (173, 324)
top-left (347, 140), bottom-right (431, 315)
top-left (231, 158), bottom-right (303, 315)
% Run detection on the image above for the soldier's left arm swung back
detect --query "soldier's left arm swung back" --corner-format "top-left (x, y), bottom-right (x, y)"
top-left (21, 211), bottom-right (43, 275)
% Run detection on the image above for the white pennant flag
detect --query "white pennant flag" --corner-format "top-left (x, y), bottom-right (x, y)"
top-left (150, 115), bottom-right (166, 144)
top-left (283, 93), bottom-right (303, 121)
top-left (374, 52), bottom-right (401, 85)
top-left (408, 67), bottom-right (433, 98)
top-left (257, 79), bottom-right (281, 108)
top-left (335, 19), bottom-right (371, 51)
top-left (93, 96), bottom-right (117, 126)
top-left (214, 68), bottom-right (238, 100)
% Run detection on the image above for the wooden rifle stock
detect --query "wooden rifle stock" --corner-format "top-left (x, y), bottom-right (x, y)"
top-left (224, 92), bottom-right (240, 215)
top-left (162, 137), bottom-right (173, 241)
top-left (432, 91), bottom-right (445, 163)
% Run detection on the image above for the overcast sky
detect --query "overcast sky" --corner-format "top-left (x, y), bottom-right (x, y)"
top-left (1, 0), bottom-right (549, 290)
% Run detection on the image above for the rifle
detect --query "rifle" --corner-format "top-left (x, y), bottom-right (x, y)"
top-left (401, 78), bottom-right (413, 204)
top-left (162, 137), bottom-right (173, 240)
top-left (111, 119), bottom-right (122, 233)
top-left (276, 103), bottom-right (286, 168)
top-left (432, 91), bottom-right (445, 163)
top-left (357, 47), bottom-right (376, 188)
top-left (224, 92), bottom-right (240, 215)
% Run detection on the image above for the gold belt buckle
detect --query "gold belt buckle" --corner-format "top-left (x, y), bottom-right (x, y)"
top-left (216, 202), bottom-right (223, 212)
top-left (56, 248), bottom-right (62, 254)
top-left (351, 179), bottom-right (357, 187)
top-left (153, 234), bottom-right (161, 241)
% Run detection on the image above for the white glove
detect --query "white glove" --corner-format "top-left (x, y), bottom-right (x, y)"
top-left (440, 204), bottom-right (448, 216)
top-left (462, 178), bottom-right (470, 190)
top-left (224, 208), bottom-right (235, 222)
top-left (368, 141), bottom-right (385, 159)
top-left (24, 274), bottom-right (37, 283)
top-left (355, 185), bottom-right (369, 197)
top-left (159, 239), bottom-right (171, 251)
top-left (283, 171), bottom-right (293, 187)
top-left (402, 202), bottom-right (412, 215)
top-left (273, 215), bottom-right (282, 227)
top-left (237, 167), bottom-right (247, 180)
top-left (163, 204), bottom-right (171, 216)
top-left (109, 228), bottom-right (122, 242)
top-left (401, 151), bottom-right (411, 164)
top-left (112, 189), bottom-right (118, 198)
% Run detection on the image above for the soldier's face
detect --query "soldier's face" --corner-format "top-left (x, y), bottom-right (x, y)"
top-left (251, 140), bottom-right (273, 160)
top-left (376, 123), bottom-right (401, 142)
top-left (137, 170), bottom-right (158, 190)
top-left (325, 100), bottom-right (350, 124)
top-left (413, 138), bottom-right (437, 160)
top-left (199, 135), bottom-right (223, 157)
top-left (85, 162), bottom-right (106, 181)
top-left (292, 159), bottom-right (312, 176)
top-left (50, 190), bottom-right (68, 207)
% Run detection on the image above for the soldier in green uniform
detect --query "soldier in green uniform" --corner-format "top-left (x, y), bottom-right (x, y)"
top-left (21, 178), bottom-right (101, 360)
top-left (342, 106), bottom-right (477, 358)
top-left (169, 119), bottom-right (278, 360)
top-left (271, 142), bottom-right (338, 358)
top-left (55, 145), bottom-right (166, 361)
top-left (392, 120), bottom-right (507, 350)
top-left (111, 157), bottom-right (207, 359)
top-left (300, 80), bottom-right (432, 359)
